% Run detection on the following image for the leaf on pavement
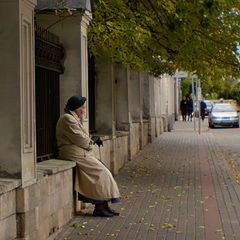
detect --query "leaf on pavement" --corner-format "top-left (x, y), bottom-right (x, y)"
top-left (161, 223), bottom-right (176, 229)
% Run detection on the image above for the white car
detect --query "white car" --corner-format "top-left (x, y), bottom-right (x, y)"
top-left (208, 103), bottom-right (239, 128)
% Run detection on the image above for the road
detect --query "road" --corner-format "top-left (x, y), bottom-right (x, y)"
top-left (209, 125), bottom-right (240, 153)
top-left (208, 123), bottom-right (240, 185)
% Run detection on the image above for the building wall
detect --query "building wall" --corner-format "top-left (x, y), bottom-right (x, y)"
top-left (0, 187), bottom-right (18, 240)
top-left (94, 56), bottom-right (115, 135)
top-left (114, 63), bottom-right (130, 131)
top-left (0, 0), bottom-right (37, 186)
top-left (16, 160), bottom-right (75, 240)
top-left (0, 161), bottom-right (75, 240)
top-left (113, 135), bottom-right (129, 175)
top-left (142, 121), bottom-right (150, 146)
top-left (35, 11), bottom-right (92, 130)
top-left (129, 122), bottom-right (141, 160)
top-left (0, 0), bottom-right (22, 176)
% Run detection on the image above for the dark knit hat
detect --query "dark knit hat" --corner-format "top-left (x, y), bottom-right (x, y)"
top-left (65, 96), bottom-right (86, 111)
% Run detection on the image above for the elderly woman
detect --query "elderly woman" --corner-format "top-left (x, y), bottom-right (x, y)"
top-left (56, 96), bottom-right (120, 217)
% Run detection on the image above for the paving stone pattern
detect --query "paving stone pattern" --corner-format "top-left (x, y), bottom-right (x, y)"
top-left (55, 121), bottom-right (240, 240)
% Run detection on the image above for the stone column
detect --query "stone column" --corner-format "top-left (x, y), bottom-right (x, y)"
top-left (174, 77), bottom-right (180, 120)
top-left (143, 74), bottom-right (150, 120)
top-left (95, 56), bottom-right (115, 135)
top-left (114, 63), bottom-right (130, 131)
top-left (128, 71), bottom-right (142, 157)
top-left (0, 0), bottom-right (37, 186)
top-left (167, 76), bottom-right (175, 130)
top-left (160, 77), bottom-right (166, 115)
top-left (79, 11), bottom-right (92, 129)
top-left (153, 77), bottom-right (162, 136)
top-left (148, 75), bottom-right (156, 142)
top-left (128, 71), bottom-right (141, 121)
top-left (138, 72), bottom-right (145, 149)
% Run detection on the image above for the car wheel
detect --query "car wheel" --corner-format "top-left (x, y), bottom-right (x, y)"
top-left (234, 123), bottom-right (239, 128)
top-left (209, 122), bottom-right (213, 128)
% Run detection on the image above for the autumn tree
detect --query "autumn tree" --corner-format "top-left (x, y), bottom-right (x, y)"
top-left (88, 0), bottom-right (240, 79)
top-left (180, 77), bottom-right (192, 98)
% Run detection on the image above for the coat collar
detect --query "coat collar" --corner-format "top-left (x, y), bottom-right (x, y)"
top-left (68, 110), bottom-right (89, 137)
top-left (68, 110), bottom-right (81, 122)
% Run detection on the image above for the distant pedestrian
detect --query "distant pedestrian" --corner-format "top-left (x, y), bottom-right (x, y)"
top-left (187, 96), bottom-right (193, 121)
top-left (200, 100), bottom-right (207, 121)
top-left (180, 96), bottom-right (188, 121)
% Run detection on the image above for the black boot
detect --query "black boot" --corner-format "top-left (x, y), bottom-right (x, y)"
top-left (93, 204), bottom-right (114, 217)
top-left (104, 201), bottom-right (120, 216)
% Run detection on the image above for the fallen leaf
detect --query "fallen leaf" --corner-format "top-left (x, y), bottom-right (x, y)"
top-left (70, 223), bottom-right (82, 228)
top-left (161, 223), bottom-right (176, 229)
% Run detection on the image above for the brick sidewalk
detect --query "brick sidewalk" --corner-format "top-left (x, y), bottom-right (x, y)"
top-left (55, 121), bottom-right (240, 240)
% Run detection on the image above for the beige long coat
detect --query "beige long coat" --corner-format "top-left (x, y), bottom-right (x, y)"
top-left (56, 111), bottom-right (120, 202)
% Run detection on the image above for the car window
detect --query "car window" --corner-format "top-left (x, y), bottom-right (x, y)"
top-left (212, 104), bottom-right (235, 112)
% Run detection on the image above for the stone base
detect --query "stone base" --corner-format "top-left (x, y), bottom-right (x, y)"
top-left (16, 160), bottom-right (75, 240)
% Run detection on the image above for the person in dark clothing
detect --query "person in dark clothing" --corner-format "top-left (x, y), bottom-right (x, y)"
top-left (200, 100), bottom-right (207, 121)
top-left (187, 96), bottom-right (193, 121)
top-left (180, 96), bottom-right (188, 121)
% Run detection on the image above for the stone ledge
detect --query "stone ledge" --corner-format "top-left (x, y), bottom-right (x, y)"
top-left (0, 178), bottom-right (21, 195)
top-left (132, 120), bottom-right (142, 123)
top-left (37, 159), bottom-right (76, 179)
top-left (116, 131), bottom-right (129, 137)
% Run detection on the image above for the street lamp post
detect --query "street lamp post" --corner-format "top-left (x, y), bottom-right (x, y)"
top-left (198, 78), bottom-right (201, 134)
top-left (191, 74), bottom-right (196, 132)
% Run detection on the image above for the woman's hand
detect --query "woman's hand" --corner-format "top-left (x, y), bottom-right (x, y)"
top-left (91, 136), bottom-right (103, 147)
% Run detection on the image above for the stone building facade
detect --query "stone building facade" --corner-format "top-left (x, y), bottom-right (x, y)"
top-left (0, 1), bottom-right (179, 239)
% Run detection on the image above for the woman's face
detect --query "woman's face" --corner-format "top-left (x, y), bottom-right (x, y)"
top-left (75, 103), bottom-right (86, 118)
